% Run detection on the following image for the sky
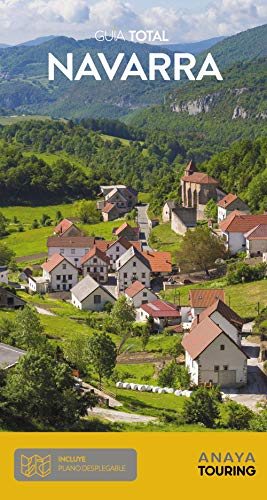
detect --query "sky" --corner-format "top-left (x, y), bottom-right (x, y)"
top-left (0, 0), bottom-right (266, 45)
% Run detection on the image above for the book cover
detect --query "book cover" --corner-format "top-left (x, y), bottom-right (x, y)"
top-left (0, 0), bottom-right (266, 497)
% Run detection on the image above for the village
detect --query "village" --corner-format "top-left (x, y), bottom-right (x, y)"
top-left (1, 160), bottom-right (267, 428)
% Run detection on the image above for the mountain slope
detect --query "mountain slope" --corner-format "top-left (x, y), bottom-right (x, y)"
top-left (164, 36), bottom-right (225, 54)
top-left (0, 24), bottom-right (265, 119)
top-left (130, 57), bottom-right (267, 160)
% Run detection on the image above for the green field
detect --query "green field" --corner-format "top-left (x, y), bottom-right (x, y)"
top-left (0, 204), bottom-right (75, 225)
top-left (161, 278), bottom-right (267, 319)
top-left (1, 211), bottom-right (129, 259)
top-left (149, 222), bottom-right (182, 257)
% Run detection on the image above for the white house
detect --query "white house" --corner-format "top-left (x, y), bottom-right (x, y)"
top-left (28, 276), bottom-right (49, 295)
top-left (182, 317), bottom-right (248, 387)
top-left (136, 299), bottom-right (181, 332)
top-left (162, 201), bottom-right (177, 223)
top-left (0, 266), bottom-right (8, 284)
top-left (71, 275), bottom-right (116, 311)
top-left (189, 289), bottom-right (226, 318)
top-left (47, 236), bottom-right (95, 268)
top-left (124, 280), bottom-right (157, 308)
top-left (41, 253), bottom-right (79, 291)
top-left (106, 237), bottom-right (142, 270)
top-left (192, 299), bottom-right (244, 346)
top-left (219, 212), bottom-right (267, 255)
top-left (217, 194), bottom-right (250, 223)
top-left (81, 246), bottom-right (110, 283)
top-left (116, 246), bottom-right (151, 292)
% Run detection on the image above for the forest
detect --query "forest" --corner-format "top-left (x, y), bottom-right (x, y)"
top-left (0, 119), bottom-right (266, 214)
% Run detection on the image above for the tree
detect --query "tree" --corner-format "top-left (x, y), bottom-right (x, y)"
top-left (0, 212), bottom-right (8, 237)
top-left (110, 296), bottom-right (136, 352)
top-left (74, 199), bottom-right (100, 224)
top-left (0, 243), bottom-right (15, 266)
top-left (224, 400), bottom-right (253, 430)
top-left (141, 324), bottom-right (150, 351)
top-left (169, 337), bottom-right (184, 360)
top-left (183, 386), bottom-right (220, 428)
top-left (158, 361), bottom-right (190, 388)
top-left (88, 332), bottom-right (117, 385)
top-left (204, 199), bottom-right (218, 220)
top-left (31, 219), bottom-right (39, 229)
top-left (14, 305), bottom-right (47, 350)
top-left (40, 213), bottom-right (51, 226)
top-left (175, 226), bottom-right (227, 276)
top-left (63, 333), bottom-right (90, 375)
top-left (3, 351), bottom-right (96, 428)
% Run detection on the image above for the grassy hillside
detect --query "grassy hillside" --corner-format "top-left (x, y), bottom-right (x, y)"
top-left (161, 279), bottom-right (267, 320)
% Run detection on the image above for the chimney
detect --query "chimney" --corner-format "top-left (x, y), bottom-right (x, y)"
top-left (197, 314), bottom-right (200, 324)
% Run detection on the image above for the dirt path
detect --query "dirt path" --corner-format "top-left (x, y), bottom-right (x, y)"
top-left (88, 407), bottom-right (157, 423)
top-left (15, 252), bottom-right (47, 263)
top-left (35, 306), bottom-right (56, 316)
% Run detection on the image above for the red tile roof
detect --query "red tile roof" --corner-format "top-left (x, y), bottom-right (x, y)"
top-left (95, 240), bottom-right (114, 252)
top-left (192, 299), bottom-right (243, 329)
top-left (114, 222), bottom-right (139, 236)
top-left (142, 251), bottom-right (172, 273)
top-left (125, 281), bottom-right (146, 298)
top-left (47, 236), bottom-right (95, 248)
top-left (81, 246), bottom-right (110, 265)
top-left (41, 253), bottom-right (75, 273)
top-left (182, 316), bottom-right (248, 360)
top-left (189, 289), bottom-right (225, 308)
top-left (54, 218), bottom-right (73, 235)
top-left (140, 299), bottom-right (181, 318)
top-left (220, 212), bottom-right (267, 233)
top-left (182, 317), bottom-right (222, 359)
top-left (244, 224), bottom-right (267, 240)
top-left (181, 173), bottom-right (219, 184)
top-left (102, 202), bottom-right (117, 214)
top-left (217, 193), bottom-right (238, 208)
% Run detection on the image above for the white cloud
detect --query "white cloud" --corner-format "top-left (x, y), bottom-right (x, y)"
top-left (0, 0), bottom-right (266, 44)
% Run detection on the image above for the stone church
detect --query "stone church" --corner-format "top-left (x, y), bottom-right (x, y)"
top-left (181, 160), bottom-right (222, 219)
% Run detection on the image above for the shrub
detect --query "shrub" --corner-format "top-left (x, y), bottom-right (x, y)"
top-left (183, 386), bottom-right (220, 428)
top-left (227, 262), bottom-right (267, 285)
top-left (223, 400), bottom-right (254, 430)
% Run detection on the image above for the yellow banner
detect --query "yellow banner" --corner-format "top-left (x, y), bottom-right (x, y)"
top-left (0, 432), bottom-right (265, 498)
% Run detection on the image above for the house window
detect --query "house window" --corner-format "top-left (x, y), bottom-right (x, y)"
top-left (220, 345), bottom-right (225, 351)
top-left (133, 261), bottom-right (136, 267)
top-left (116, 246), bottom-right (120, 252)
top-left (116, 254), bottom-right (120, 260)
top-left (214, 365), bottom-right (219, 372)
top-left (68, 275), bottom-right (72, 280)
top-left (7, 297), bottom-right (14, 306)
top-left (74, 258), bottom-right (79, 262)
top-left (223, 365), bottom-right (228, 371)
top-left (62, 264), bottom-right (66, 270)
top-left (94, 267), bottom-right (97, 273)
top-left (142, 300), bottom-right (148, 304)
top-left (100, 267), bottom-right (103, 272)
top-left (143, 292), bottom-right (147, 297)
top-left (87, 267), bottom-right (90, 272)
top-left (71, 249), bottom-right (75, 255)
top-left (94, 295), bottom-right (101, 304)
top-left (124, 272), bottom-right (127, 278)
top-left (56, 275), bottom-right (60, 280)
top-left (93, 258), bottom-right (97, 263)
top-left (142, 273), bottom-right (146, 279)
top-left (57, 285), bottom-right (60, 290)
